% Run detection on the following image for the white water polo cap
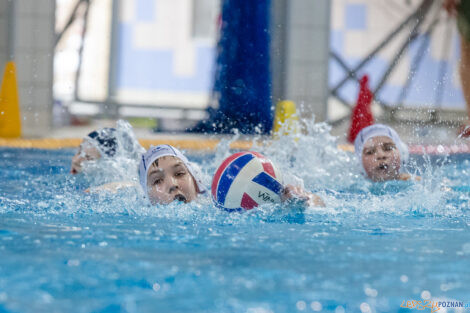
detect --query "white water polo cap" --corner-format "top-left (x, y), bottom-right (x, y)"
top-left (354, 124), bottom-right (409, 169)
top-left (139, 145), bottom-right (206, 196)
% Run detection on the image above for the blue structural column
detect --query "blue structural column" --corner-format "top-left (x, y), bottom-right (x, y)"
top-left (190, 0), bottom-right (272, 134)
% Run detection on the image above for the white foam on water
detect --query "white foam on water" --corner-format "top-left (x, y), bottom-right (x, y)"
top-left (0, 117), bottom-right (468, 222)
top-left (205, 118), bottom-right (467, 219)
top-left (80, 120), bottom-right (144, 186)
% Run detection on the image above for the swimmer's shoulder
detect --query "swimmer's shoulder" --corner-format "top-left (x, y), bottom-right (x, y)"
top-left (398, 173), bottom-right (421, 181)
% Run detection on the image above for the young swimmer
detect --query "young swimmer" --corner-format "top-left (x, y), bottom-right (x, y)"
top-left (139, 145), bottom-right (207, 205)
top-left (139, 144), bottom-right (324, 207)
top-left (354, 124), bottom-right (415, 182)
top-left (71, 127), bottom-right (117, 174)
top-left (71, 120), bottom-right (144, 176)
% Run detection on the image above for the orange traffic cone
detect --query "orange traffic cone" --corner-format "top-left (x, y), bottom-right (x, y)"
top-left (0, 61), bottom-right (21, 138)
top-left (347, 74), bottom-right (374, 143)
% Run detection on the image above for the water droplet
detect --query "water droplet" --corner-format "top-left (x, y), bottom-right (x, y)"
top-left (296, 301), bottom-right (306, 311)
top-left (360, 302), bottom-right (371, 313)
top-left (335, 306), bottom-right (345, 313)
top-left (310, 301), bottom-right (322, 311)
top-left (364, 287), bottom-right (378, 297)
top-left (67, 259), bottom-right (80, 266)
top-left (421, 290), bottom-right (431, 300)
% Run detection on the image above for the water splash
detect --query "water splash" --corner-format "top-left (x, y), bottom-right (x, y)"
top-left (0, 117), bottom-right (468, 220)
top-left (204, 117), bottom-right (466, 218)
top-left (1, 124), bottom-right (470, 312)
top-left (80, 120), bottom-right (144, 186)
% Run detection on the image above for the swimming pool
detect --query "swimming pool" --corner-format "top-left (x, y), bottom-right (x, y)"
top-left (0, 145), bottom-right (469, 313)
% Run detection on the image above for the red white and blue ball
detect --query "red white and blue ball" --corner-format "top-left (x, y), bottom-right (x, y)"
top-left (211, 151), bottom-right (283, 211)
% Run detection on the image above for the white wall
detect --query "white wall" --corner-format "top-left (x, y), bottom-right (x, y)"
top-left (272, 0), bottom-right (330, 122)
top-left (0, 2), bottom-right (8, 68)
top-left (0, 0), bottom-right (54, 137)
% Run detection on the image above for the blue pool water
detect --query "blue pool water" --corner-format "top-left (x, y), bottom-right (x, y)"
top-left (1, 142), bottom-right (470, 313)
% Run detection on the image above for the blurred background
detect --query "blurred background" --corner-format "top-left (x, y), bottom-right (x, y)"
top-left (0, 0), bottom-right (466, 140)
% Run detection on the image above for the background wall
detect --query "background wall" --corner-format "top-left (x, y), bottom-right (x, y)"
top-left (1, 0), bottom-right (464, 137)
top-left (114, 0), bottom-right (219, 109)
top-left (272, 0), bottom-right (331, 122)
top-left (0, 0), bottom-right (54, 137)
top-left (329, 0), bottom-right (464, 112)
top-left (56, 0), bottom-right (330, 124)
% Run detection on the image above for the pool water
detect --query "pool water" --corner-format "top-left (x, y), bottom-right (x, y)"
top-left (0, 143), bottom-right (470, 313)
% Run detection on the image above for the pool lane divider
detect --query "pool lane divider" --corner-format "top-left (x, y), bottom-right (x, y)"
top-left (0, 138), bottom-right (469, 155)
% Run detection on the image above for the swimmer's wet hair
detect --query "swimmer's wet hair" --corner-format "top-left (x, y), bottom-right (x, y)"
top-left (152, 159), bottom-right (159, 167)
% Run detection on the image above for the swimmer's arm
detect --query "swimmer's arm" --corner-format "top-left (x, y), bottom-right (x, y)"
top-left (85, 181), bottom-right (138, 193)
top-left (281, 184), bottom-right (325, 207)
top-left (399, 173), bottom-right (421, 181)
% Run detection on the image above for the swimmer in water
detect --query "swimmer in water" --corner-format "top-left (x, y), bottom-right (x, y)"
top-left (139, 145), bottom-right (324, 207)
top-left (139, 145), bottom-right (206, 205)
top-left (71, 120), bottom-right (143, 176)
top-left (71, 127), bottom-right (118, 174)
top-left (354, 124), bottom-right (416, 182)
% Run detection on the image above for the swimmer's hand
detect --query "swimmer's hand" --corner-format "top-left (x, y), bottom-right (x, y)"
top-left (281, 184), bottom-right (325, 207)
top-left (399, 173), bottom-right (421, 181)
top-left (85, 181), bottom-right (138, 193)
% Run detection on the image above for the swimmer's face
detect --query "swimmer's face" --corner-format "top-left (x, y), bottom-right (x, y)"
top-left (362, 136), bottom-right (401, 182)
top-left (146, 156), bottom-right (199, 205)
top-left (70, 140), bottom-right (101, 174)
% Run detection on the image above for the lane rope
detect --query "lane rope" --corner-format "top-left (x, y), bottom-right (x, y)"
top-left (0, 138), bottom-right (469, 154)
